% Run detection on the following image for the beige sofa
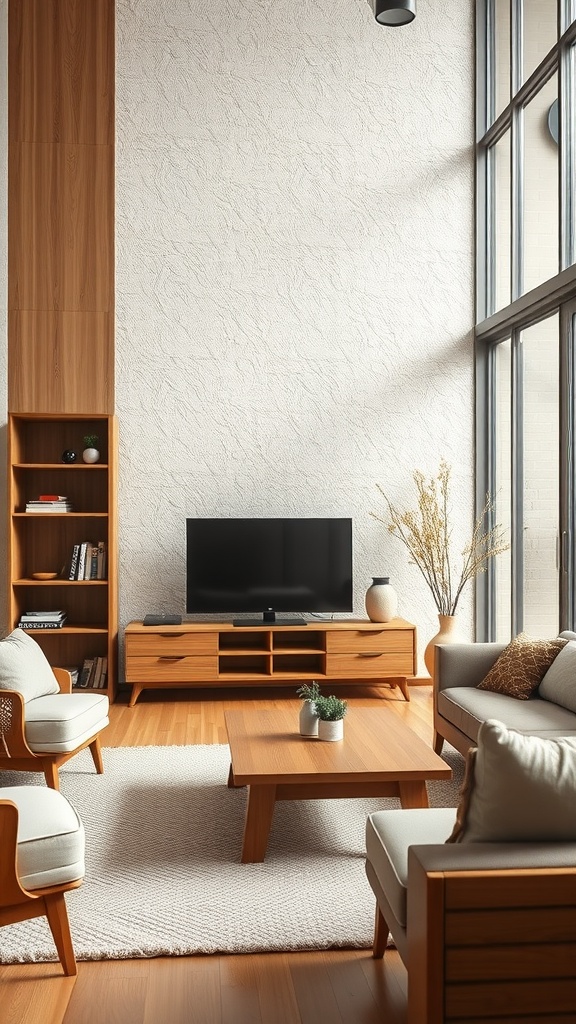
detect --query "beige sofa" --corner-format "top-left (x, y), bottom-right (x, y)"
top-left (433, 630), bottom-right (576, 756)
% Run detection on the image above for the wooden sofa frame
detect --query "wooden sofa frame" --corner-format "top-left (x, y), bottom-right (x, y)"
top-left (374, 847), bottom-right (576, 1023)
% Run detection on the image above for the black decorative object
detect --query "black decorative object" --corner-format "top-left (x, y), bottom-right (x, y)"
top-left (61, 450), bottom-right (77, 464)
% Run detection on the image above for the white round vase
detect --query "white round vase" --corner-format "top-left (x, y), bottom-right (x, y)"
top-left (299, 701), bottom-right (319, 737)
top-left (365, 577), bottom-right (398, 623)
top-left (82, 447), bottom-right (100, 464)
top-left (318, 718), bottom-right (344, 742)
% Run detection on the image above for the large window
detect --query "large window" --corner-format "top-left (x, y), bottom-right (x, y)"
top-left (477, 0), bottom-right (576, 640)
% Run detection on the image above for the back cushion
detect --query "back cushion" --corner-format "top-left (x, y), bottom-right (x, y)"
top-left (0, 629), bottom-right (60, 703)
top-left (446, 719), bottom-right (576, 843)
top-left (539, 640), bottom-right (576, 714)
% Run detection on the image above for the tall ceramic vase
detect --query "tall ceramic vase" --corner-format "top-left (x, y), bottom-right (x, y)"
top-left (365, 577), bottom-right (398, 623)
top-left (424, 614), bottom-right (463, 680)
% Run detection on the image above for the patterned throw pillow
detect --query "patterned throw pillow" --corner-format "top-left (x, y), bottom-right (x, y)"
top-left (477, 632), bottom-right (567, 700)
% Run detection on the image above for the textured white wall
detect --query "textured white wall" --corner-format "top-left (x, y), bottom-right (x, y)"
top-left (115, 0), bottom-right (475, 670)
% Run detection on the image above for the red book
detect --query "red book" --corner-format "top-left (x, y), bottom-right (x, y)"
top-left (38, 495), bottom-right (67, 501)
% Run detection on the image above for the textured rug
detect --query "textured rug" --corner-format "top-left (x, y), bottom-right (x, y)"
top-left (0, 743), bottom-right (464, 963)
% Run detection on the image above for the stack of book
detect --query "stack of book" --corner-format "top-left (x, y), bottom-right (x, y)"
top-left (18, 610), bottom-right (67, 629)
top-left (25, 495), bottom-right (73, 513)
top-left (77, 655), bottom-right (107, 689)
top-left (68, 540), bottom-right (107, 581)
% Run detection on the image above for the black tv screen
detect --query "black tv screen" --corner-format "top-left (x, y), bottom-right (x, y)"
top-left (185, 518), bottom-right (353, 623)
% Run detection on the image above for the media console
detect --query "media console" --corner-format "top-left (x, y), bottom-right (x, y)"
top-left (124, 618), bottom-right (417, 707)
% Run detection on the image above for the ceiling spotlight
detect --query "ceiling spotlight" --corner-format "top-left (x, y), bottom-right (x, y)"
top-left (369, 0), bottom-right (416, 26)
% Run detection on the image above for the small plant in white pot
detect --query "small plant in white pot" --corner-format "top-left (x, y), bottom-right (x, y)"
top-left (82, 434), bottom-right (100, 464)
top-left (314, 694), bottom-right (348, 742)
top-left (296, 681), bottom-right (321, 736)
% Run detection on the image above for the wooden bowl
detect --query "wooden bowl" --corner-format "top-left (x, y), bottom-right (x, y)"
top-left (32, 572), bottom-right (58, 580)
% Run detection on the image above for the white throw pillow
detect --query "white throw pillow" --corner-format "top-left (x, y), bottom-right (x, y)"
top-left (447, 719), bottom-right (576, 843)
top-left (0, 629), bottom-right (60, 702)
top-left (538, 639), bottom-right (576, 714)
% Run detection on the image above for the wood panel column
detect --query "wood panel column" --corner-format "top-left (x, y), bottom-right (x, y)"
top-left (8, 0), bottom-right (115, 414)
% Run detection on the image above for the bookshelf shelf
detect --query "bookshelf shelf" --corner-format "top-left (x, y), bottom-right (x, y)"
top-left (8, 414), bottom-right (118, 700)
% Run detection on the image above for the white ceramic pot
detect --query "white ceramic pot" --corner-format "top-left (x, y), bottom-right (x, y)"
top-left (365, 577), bottom-right (398, 622)
top-left (82, 447), bottom-right (100, 464)
top-left (318, 718), bottom-right (344, 742)
top-left (299, 701), bottom-right (319, 736)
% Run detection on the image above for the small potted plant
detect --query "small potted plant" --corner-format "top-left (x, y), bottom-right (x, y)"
top-left (82, 434), bottom-right (100, 464)
top-left (314, 694), bottom-right (348, 742)
top-left (296, 681), bottom-right (321, 736)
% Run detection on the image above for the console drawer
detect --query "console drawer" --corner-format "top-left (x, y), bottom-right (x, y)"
top-left (125, 655), bottom-right (218, 682)
top-left (326, 629), bottom-right (413, 654)
top-left (326, 652), bottom-right (413, 677)
top-left (126, 632), bottom-right (217, 657)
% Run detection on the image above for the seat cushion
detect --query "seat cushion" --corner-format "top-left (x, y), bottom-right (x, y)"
top-left (365, 807), bottom-right (456, 927)
top-left (438, 687), bottom-right (576, 742)
top-left (24, 692), bottom-right (109, 752)
top-left (0, 785), bottom-right (85, 889)
top-left (0, 629), bottom-right (60, 702)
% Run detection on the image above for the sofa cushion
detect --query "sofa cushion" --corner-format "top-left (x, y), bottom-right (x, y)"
top-left (0, 785), bottom-right (85, 889)
top-left (477, 632), bottom-right (567, 699)
top-left (24, 692), bottom-right (109, 752)
top-left (366, 808), bottom-right (456, 927)
top-left (539, 640), bottom-right (576, 714)
top-left (447, 719), bottom-right (576, 843)
top-left (438, 687), bottom-right (576, 742)
top-left (0, 629), bottom-right (60, 703)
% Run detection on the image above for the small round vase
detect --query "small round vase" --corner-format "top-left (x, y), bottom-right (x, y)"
top-left (424, 614), bottom-right (463, 680)
top-left (82, 447), bottom-right (100, 464)
top-left (61, 449), bottom-right (77, 464)
top-left (299, 702), bottom-right (319, 736)
top-left (318, 718), bottom-right (344, 742)
top-left (365, 577), bottom-right (398, 623)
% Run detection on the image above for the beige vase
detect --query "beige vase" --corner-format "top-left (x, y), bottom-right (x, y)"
top-left (424, 614), bottom-right (463, 680)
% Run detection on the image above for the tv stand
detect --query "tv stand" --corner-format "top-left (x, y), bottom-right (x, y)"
top-left (234, 610), bottom-right (306, 626)
top-left (124, 618), bottom-right (417, 707)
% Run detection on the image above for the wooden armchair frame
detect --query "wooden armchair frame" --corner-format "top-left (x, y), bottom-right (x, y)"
top-left (0, 798), bottom-right (82, 975)
top-left (0, 669), bottom-right (105, 790)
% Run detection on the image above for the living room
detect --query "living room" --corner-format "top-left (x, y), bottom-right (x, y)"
top-left (2, 0), bottom-right (576, 1022)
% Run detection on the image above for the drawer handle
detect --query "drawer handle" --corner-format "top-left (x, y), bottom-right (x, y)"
top-left (158, 656), bottom-right (185, 661)
top-left (357, 652), bottom-right (384, 658)
top-left (159, 632), bottom-right (185, 637)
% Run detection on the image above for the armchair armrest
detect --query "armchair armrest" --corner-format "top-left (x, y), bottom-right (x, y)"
top-left (0, 690), bottom-right (35, 758)
top-left (434, 642), bottom-right (507, 693)
top-left (53, 668), bottom-right (72, 694)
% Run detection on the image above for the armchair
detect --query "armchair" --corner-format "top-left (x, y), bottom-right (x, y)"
top-left (0, 785), bottom-right (85, 975)
top-left (0, 629), bottom-right (109, 790)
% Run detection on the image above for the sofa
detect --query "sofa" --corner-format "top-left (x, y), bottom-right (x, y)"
top-left (433, 630), bottom-right (576, 756)
top-left (365, 718), bottom-right (576, 1023)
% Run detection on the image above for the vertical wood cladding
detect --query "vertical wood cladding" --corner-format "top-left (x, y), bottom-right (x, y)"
top-left (8, 0), bottom-right (114, 413)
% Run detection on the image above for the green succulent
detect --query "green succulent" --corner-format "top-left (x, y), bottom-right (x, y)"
top-left (296, 681), bottom-right (321, 703)
top-left (314, 694), bottom-right (348, 721)
top-left (83, 434), bottom-right (99, 449)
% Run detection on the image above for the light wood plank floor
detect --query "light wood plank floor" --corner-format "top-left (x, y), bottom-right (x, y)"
top-left (0, 682), bottom-right (435, 1024)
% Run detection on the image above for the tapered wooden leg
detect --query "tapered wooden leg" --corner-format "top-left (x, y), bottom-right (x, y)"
top-left (44, 892), bottom-right (77, 976)
top-left (241, 784), bottom-right (277, 863)
top-left (398, 780), bottom-right (428, 809)
top-left (433, 731), bottom-right (444, 755)
top-left (89, 735), bottom-right (104, 775)
top-left (43, 761), bottom-right (60, 790)
top-left (373, 903), bottom-right (390, 959)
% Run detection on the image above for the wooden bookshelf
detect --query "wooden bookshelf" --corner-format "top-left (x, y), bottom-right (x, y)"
top-left (8, 413), bottom-right (118, 700)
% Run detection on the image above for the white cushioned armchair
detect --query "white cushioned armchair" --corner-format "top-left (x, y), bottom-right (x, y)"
top-left (0, 630), bottom-right (109, 789)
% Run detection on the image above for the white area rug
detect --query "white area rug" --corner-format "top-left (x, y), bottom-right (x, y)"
top-left (0, 743), bottom-right (464, 963)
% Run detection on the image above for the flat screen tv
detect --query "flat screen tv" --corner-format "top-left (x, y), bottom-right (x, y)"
top-left (185, 517), bottom-right (353, 625)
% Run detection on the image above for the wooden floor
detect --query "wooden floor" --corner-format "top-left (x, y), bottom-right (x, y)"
top-left (0, 681), bottom-right (435, 1024)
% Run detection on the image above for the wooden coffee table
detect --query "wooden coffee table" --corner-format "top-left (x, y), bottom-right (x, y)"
top-left (225, 707), bottom-right (451, 862)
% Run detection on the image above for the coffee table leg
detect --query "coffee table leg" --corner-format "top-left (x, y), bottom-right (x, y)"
top-left (398, 780), bottom-right (428, 808)
top-left (241, 784), bottom-right (277, 863)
